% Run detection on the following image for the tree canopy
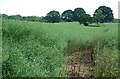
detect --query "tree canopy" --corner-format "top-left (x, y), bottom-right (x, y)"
top-left (1, 14), bottom-right (8, 19)
top-left (93, 9), bottom-right (105, 23)
top-left (8, 15), bottom-right (22, 20)
top-left (61, 10), bottom-right (74, 22)
top-left (95, 6), bottom-right (114, 22)
top-left (78, 13), bottom-right (93, 26)
top-left (1, 6), bottom-right (115, 24)
top-left (45, 10), bottom-right (60, 23)
top-left (73, 8), bottom-right (86, 21)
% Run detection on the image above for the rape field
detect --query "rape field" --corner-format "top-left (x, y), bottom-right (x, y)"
top-left (2, 19), bottom-right (119, 77)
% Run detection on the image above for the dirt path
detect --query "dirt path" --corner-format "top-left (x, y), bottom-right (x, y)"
top-left (64, 47), bottom-right (94, 77)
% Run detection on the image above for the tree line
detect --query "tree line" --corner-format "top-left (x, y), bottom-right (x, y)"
top-left (1, 14), bottom-right (46, 22)
top-left (1, 5), bottom-right (116, 26)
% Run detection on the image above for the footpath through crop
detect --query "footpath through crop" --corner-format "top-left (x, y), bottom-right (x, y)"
top-left (63, 47), bottom-right (94, 77)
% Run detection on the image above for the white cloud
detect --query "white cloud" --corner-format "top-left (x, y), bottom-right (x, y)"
top-left (0, 0), bottom-right (119, 18)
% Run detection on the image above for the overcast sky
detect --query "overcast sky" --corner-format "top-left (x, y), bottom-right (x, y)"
top-left (0, 0), bottom-right (119, 18)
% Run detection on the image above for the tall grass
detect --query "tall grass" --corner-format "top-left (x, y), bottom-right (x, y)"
top-left (92, 23), bottom-right (119, 77)
top-left (2, 19), bottom-right (67, 77)
top-left (2, 19), bottom-right (118, 77)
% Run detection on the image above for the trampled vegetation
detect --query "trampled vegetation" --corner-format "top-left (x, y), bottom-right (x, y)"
top-left (2, 19), bottom-right (119, 77)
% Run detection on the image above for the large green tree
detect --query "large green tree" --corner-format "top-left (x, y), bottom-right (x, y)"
top-left (45, 10), bottom-right (60, 23)
top-left (95, 6), bottom-right (114, 22)
top-left (61, 10), bottom-right (74, 22)
top-left (78, 13), bottom-right (93, 26)
top-left (93, 9), bottom-right (105, 23)
top-left (73, 8), bottom-right (86, 21)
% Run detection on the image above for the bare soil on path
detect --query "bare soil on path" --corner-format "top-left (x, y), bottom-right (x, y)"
top-left (64, 47), bottom-right (95, 77)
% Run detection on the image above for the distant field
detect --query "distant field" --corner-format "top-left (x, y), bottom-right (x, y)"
top-left (2, 19), bottom-right (118, 77)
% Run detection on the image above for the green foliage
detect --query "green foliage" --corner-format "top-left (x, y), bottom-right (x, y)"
top-left (93, 39), bottom-right (118, 77)
top-left (2, 19), bottom-right (118, 77)
top-left (2, 38), bottom-right (66, 77)
top-left (93, 9), bottom-right (105, 23)
top-left (61, 10), bottom-right (74, 22)
top-left (2, 20), bottom-right (31, 40)
top-left (73, 8), bottom-right (86, 21)
top-left (1, 14), bottom-right (8, 19)
top-left (78, 13), bottom-right (93, 26)
top-left (1, 14), bottom-right (45, 22)
top-left (2, 19), bottom-right (67, 77)
top-left (2, 5), bottom-right (114, 23)
top-left (95, 6), bottom-right (114, 22)
top-left (112, 19), bottom-right (120, 23)
top-left (45, 10), bottom-right (61, 23)
top-left (95, 22), bottom-right (104, 27)
top-left (92, 25), bottom-right (118, 77)
top-left (8, 15), bottom-right (22, 20)
top-left (22, 16), bottom-right (45, 22)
